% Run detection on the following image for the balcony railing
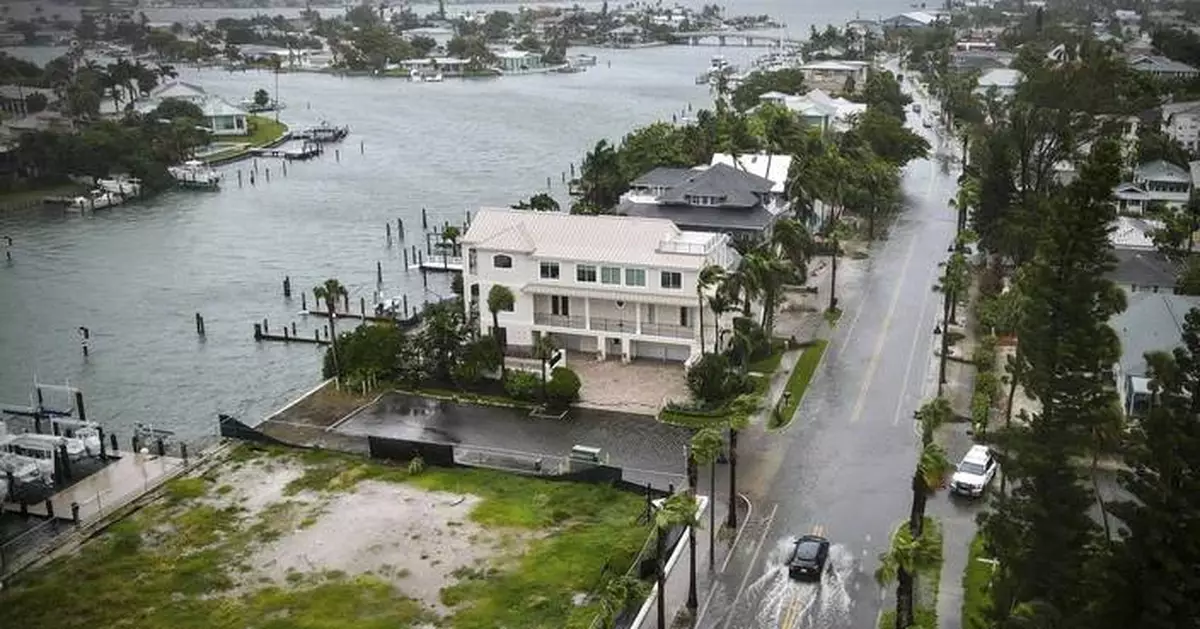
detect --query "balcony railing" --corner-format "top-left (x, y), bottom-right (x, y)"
top-left (533, 312), bottom-right (586, 329)
top-left (640, 321), bottom-right (695, 339)
top-left (590, 316), bottom-right (637, 333)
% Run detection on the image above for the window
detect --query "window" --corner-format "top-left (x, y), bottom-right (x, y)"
top-left (679, 307), bottom-right (689, 327)
top-left (552, 295), bottom-right (570, 316)
top-left (661, 271), bottom-right (682, 290)
top-left (625, 268), bottom-right (646, 287)
top-left (468, 249), bottom-right (477, 274)
top-left (540, 261), bottom-right (560, 279)
top-left (601, 266), bottom-right (621, 285)
top-left (577, 264), bottom-right (597, 282)
top-left (493, 254), bottom-right (513, 269)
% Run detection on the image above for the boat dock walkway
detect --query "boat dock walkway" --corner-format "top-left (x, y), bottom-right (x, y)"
top-left (2, 453), bottom-right (185, 524)
top-left (252, 143), bottom-right (323, 161)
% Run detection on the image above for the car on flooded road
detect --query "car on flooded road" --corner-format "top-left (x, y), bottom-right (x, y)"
top-left (788, 535), bottom-right (830, 581)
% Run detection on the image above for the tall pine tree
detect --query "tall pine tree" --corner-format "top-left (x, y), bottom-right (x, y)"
top-left (982, 138), bottom-right (1125, 628)
top-left (1099, 308), bottom-right (1200, 629)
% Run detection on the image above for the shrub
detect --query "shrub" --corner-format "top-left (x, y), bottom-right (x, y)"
top-left (973, 335), bottom-right (998, 372)
top-left (503, 370), bottom-right (541, 402)
top-left (687, 353), bottom-right (737, 405)
top-left (323, 323), bottom-right (407, 379)
top-left (971, 371), bottom-right (999, 430)
top-left (545, 366), bottom-right (581, 408)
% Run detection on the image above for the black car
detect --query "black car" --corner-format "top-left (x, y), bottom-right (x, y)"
top-left (787, 535), bottom-right (830, 581)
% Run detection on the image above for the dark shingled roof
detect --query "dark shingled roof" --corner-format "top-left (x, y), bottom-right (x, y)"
top-left (1106, 249), bottom-right (1181, 289)
top-left (618, 200), bottom-right (777, 233)
top-left (629, 163), bottom-right (775, 209)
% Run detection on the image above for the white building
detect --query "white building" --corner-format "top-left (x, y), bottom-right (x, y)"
top-left (461, 209), bottom-right (739, 364)
top-left (758, 88), bottom-right (866, 132)
top-left (797, 60), bottom-right (870, 92)
top-left (1114, 160), bottom-right (1193, 214)
top-left (1161, 100), bottom-right (1200, 152)
top-left (134, 81), bottom-right (248, 136)
top-left (974, 68), bottom-right (1024, 99)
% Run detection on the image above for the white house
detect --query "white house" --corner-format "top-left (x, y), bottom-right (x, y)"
top-left (1114, 160), bottom-right (1193, 214)
top-left (758, 88), bottom-right (866, 132)
top-left (461, 209), bottom-right (739, 364)
top-left (134, 81), bottom-right (248, 136)
top-left (1160, 100), bottom-right (1200, 152)
top-left (797, 60), bottom-right (870, 92)
top-left (974, 68), bottom-right (1024, 98)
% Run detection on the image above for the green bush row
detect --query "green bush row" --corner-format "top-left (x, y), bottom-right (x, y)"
top-left (502, 367), bottom-right (581, 409)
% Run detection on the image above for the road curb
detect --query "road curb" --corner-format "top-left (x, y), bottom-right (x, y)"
top-left (694, 493), bottom-right (753, 629)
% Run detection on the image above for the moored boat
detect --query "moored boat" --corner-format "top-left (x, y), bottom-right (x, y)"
top-left (169, 160), bottom-right (221, 190)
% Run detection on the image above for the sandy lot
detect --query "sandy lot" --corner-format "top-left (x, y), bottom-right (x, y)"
top-left (211, 456), bottom-right (510, 614)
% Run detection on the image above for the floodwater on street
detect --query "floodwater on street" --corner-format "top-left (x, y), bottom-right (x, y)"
top-left (0, 0), bottom-right (909, 442)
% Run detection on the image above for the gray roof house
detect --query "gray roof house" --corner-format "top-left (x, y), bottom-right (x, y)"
top-left (1107, 248), bottom-right (1181, 296)
top-left (1128, 54), bottom-right (1200, 80)
top-left (1111, 293), bottom-right (1200, 416)
top-left (617, 162), bottom-right (790, 236)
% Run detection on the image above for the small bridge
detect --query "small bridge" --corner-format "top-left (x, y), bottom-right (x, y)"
top-left (673, 30), bottom-right (804, 48)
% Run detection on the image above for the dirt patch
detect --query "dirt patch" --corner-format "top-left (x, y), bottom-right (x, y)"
top-left (266, 381), bottom-right (374, 429)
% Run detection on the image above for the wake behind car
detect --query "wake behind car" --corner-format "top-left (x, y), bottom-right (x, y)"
top-left (951, 445), bottom-right (998, 497)
top-left (788, 535), bottom-right (830, 581)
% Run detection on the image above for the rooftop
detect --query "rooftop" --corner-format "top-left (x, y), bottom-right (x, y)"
top-left (977, 68), bottom-right (1024, 90)
top-left (461, 208), bottom-right (723, 269)
top-left (710, 153), bottom-right (793, 194)
top-left (1111, 293), bottom-right (1200, 377)
top-left (1136, 159), bottom-right (1191, 183)
top-left (1129, 54), bottom-right (1199, 74)
top-left (1110, 216), bottom-right (1162, 250)
top-left (629, 162), bottom-right (775, 209)
top-left (1106, 249), bottom-right (1180, 290)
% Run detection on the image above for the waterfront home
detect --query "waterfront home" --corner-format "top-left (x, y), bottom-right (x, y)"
top-left (797, 60), bottom-right (869, 93)
top-left (974, 68), bottom-right (1024, 99)
top-left (1127, 54), bottom-right (1200, 81)
top-left (617, 162), bottom-right (790, 237)
top-left (758, 89), bottom-right (866, 133)
top-left (1113, 160), bottom-right (1193, 214)
top-left (461, 208), bottom-right (739, 364)
top-left (1106, 216), bottom-right (1179, 297)
top-left (133, 81), bottom-right (248, 136)
top-left (495, 50), bottom-right (547, 73)
top-left (399, 57), bottom-right (471, 76)
top-left (1110, 294), bottom-right (1200, 417)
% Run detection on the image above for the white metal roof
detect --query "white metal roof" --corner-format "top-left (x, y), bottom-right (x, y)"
top-left (462, 208), bottom-right (721, 269)
top-left (711, 153), bottom-right (793, 194)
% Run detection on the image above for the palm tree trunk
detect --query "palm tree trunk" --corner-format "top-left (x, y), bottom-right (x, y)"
top-left (492, 311), bottom-right (505, 376)
top-left (1091, 449), bottom-right (1112, 544)
top-left (896, 567), bottom-right (915, 629)
top-left (828, 236), bottom-right (839, 312)
top-left (687, 456), bottom-right (699, 616)
top-left (909, 472), bottom-right (926, 538)
top-left (726, 428), bottom-right (738, 529)
top-left (709, 462), bottom-right (716, 571)
top-left (868, 203), bottom-right (876, 241)
top-left (937, 286), bottom-right (951, 394)
top-left (698, 291), bottom-right (706, 356)
top-left (1000, 352), bottom-right (1021, 496)
top-left (656, 530), bottom-right (667, 629)
top-left (327, 304), bottom-right (341, 378)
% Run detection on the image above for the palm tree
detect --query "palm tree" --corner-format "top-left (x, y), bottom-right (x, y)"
top-left (599, 574), bottom-right (647, 629)
top-left (697, 265), bottom-right (726, 355)
top-left (908, 442), bottom-right (951, 538)
top-left (771, 218), bottom-right (812, 280)
top-left (313, 279), bottom-right (349, 378)
top-left (948, 176), bottom-right (979, 236)
top-left (654, 493), bottom-right (699, 629)
top-left (876, 523), bottom-right (941, 629)
top-left (724, 394), bottom-right (757, 529)
top-left (750, 253), bottom-right (792, 338)
top-left (691, 428), bottom-right (725, 572)
top-left (532, 334), bottom-right (558, 403)
top-left (706, 287), bottom-right (739, 354)
top-left (486, 284), bottom-right (515, 373)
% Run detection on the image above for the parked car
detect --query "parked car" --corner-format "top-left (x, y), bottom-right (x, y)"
top-left (951, 445), bottom-right (998, 498)
top-left (787, 535), bottom-right (830, 581)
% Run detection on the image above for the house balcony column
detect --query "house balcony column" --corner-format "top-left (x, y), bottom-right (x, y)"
top-left (635, 302), bottom-right (642, 335)
top-left (584, 297), bottom-right (592, 330)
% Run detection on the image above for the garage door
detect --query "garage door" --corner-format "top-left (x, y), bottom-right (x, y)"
top-left (632, 340), bottom-right (690, 362)
top-left (551, 333), bottom-right (597, 353)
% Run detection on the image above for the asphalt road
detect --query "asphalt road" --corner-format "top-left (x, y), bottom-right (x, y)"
top-left (696, 78), bottom-right (969, 629)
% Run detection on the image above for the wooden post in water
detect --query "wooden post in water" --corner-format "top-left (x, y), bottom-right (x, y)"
top-left (422, 268), bottom-right (428, 289)
top-left (301, 292), bottom-right (307, 311)
top-left (282, 161), bottom-right (288, 176)
top-left (360, 297), bottom-right (366, 317)
top-left (386, 222), bottom-right (392, 245)
top-left (335, 149), bottom-right (340, 162)
top-left (265, 167), bottom-right (270, 182)
top-left (398, 218), bottom-right (404, 239)
top-left (195, 313), bottom-right (205, 336)
top-left (249, 171), bottom-right (255, 186)
top-left (291, 321), bottom-right (297, 335)
top-left (254, 323), bottom-right (263, 340)
top-left (237, 170), bottom-right (243, 187)
top-left (376, 261), bottom-right (383, 284)
top-left (403, 295), bottom-right (409, 318)
top-left (360, 140), bottom-right (364, 154)
top-left (421, 207), bottom-right (428, 231)
top-left (283, 326), bottom-right (289, 339)
top-left (403, 249), bottom-right (409, 270)
top-left (253, 158), bottom-right (258, 173)
top-left (283, 276), bottom-right (292, 297)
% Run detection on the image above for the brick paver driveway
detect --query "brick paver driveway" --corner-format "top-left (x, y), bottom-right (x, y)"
top-left (566, 353), bottom-right (691, 415)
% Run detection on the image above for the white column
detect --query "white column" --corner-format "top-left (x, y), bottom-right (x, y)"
top-left (621, 337), bottom-right (631, 363)
top-left (635, 302), bottom-right (642, 335)
top-left (584, 297), bottom-right (591, 330)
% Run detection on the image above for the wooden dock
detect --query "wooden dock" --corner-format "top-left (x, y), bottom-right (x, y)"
top-left (305, 310), bottom-right (399, 324)
top-left (253, 144), bottom-right (322, 160)
top-left (408, 258), bottom-right (463, 273)
top-left (253, 323), bottom-right (331, 345)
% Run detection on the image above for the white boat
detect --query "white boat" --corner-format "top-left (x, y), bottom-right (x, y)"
top-left (0, 435), bottom-right (55, 477)
top-left (73, 425), bottom-right (103, 456)
top-left (68, 189), bottom-right (122, 211)
top-left (96, 176), bottom-right (142, 198)
top-left (424, 72), bottom-right (444, 82)
top-left (9, 433), bottom-right (88, 461)
top-left (169, 160), bottom-right (221, 190)
top-left (0, 452), bottom-right (44, 488)
top-left (295, 121), bottom-right (349, 143)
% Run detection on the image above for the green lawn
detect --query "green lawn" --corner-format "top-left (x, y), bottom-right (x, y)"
top-left (245, 115), bottom-right (288, 146)
top-left (748, 347), bottom-right (785, 375)
top-left (0, 446), bottom-right (650, 629)
top-left (879, 518), bottom-right (944, 629)
top-left (962, 532), bottom-right (994, 629)
top-left (770, 340), bottom-right (829, 429)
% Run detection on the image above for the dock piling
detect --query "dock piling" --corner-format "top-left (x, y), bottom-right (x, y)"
top-left (71, 502), bottom-right (80, 525)
top-left (422, 269), bottom-right (428, 288)
top-left (291, 321), bottom-right (297, 335)
top-left (156, 438), bottom-right (166, 457)
top-left (421, 207), bottom-right (428, 230)
top-left (403, 295), bottom-right (408, 317)
top-left (386, 222), bottom-right (392, 245)
top-left (181, 443), bottom-right (188, 463)
top-left (131, 435), bottom-right (141, 453)
top-left (282, 161), bottom-right (288, 176)
top-left (398, 218), bottom-right (405, 239)
top-left (254, 323), bottom-right (263, 340)
top-left (263, 318), bottom-right (269, 331)
top-left (265, 167), bottom-right (271, 182)
top-left (283, 276), bottom-right (292, 298)
top-left (360, 297), bottom-right (366, 317)
top-left (283, 326), bottom-right (289, 339)
top-left (253, 158), bottom-right (258, 174)
top-left (250, 171), bottom-right (256, 186)
top-left (301, 292), bottom-right (307, 311)
top-left (78, 326), bottom-right (90, 357)
top-left (109, 432), bottom-right (118, 453)
top-left (335, 149), bottom-right (340, 162)
top-left (360, 140), bottom-right (364, 154)
top-left (377, 261), bottom-right (383, 284)
top-left (547, 176), bottom-right (551, 190)
top-left (60, 444), bottom-right (71, 480)
top-left (195, 312), bottom-right (205, 336)
top-left (403, 249), bottom-right (409, 269)
top-left (238, 170), bottom-right (243, 187)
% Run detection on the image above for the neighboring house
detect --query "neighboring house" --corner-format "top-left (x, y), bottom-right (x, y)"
top-left (710, 153), bottom-right (792, 195)
top-left (974, 68), bottom-right (1024, 98)
top-left (881, 12), bottom-right (938, 29)
top-left (495, 50), bottom-right (546, 73)
top-left (1160, 99), bottom-right (1200, 152)
top-left (950, 49), bottom-right (1015, 71)
top-left (757, 88), bottom-right (866, 132)
top-left (617, 161), bottom-right (790, 236)
top-left (797, 60), bottom-right (870, 92)
top-left (1105, 216), bottom-right (1180, 298)
top-left (1114, 160), bottom-right (1193, 214)
top-left (0, 85), bottom-right (58, 116)
top-left (133, 81), bottom-right (248, 136)
top-left (1110, 293), bottom-right (1200, 416)
top-left (1128, 54), bottom-right (1200, 81)
top-left (460, 208), bottom-right (739, 364)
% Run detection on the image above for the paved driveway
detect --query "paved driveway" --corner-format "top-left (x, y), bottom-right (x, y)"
top-left (567, 353), bottom-right (691, 415)
top-left (334, 392), bottom-right (693, 484)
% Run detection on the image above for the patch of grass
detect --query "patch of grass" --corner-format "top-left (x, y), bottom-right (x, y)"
top-left (748, 348), bottom-right (785, 375)
top-left (770, 340), bottom-right (829, 429)
top-left (962, 532), bottom-right (994, 629)
top-left (245, 115), bottom-right (288, 146)
top-left (165, 477), bottom-right (209, 504)
top-left (3, 449), bottom-right (644, 629)
top-left (824, 307), bottom-right (843, 326)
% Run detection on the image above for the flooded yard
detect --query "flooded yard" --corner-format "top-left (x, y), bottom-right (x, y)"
top-left (0, 444), bottom-right (652, 629)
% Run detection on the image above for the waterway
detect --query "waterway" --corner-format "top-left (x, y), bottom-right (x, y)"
top-left (0, 0), bottom-right (909, 441)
